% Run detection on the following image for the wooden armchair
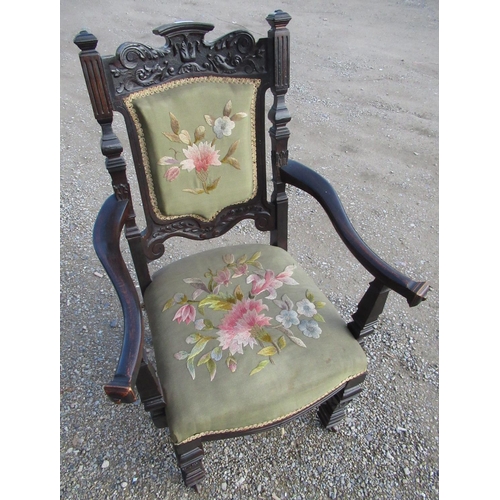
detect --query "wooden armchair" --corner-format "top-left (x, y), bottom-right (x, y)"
top-left (74, 10), bottom-right (429, 491)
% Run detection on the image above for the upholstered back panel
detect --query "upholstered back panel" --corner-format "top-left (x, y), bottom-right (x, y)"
top-left (125, 76), bottom-right (260, 222)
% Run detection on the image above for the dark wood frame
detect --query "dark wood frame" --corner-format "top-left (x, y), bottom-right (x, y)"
top-left (74, 10), bottom-right (429, 490)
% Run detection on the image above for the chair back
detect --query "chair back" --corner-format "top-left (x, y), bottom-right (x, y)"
top-left (74, 12), bottom-right (293, 268)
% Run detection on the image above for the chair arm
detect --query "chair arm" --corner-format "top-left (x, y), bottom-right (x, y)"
top-left (93, 195), bottom-right (144, 403)
top-left (280, 160), bottom-right (429, 307)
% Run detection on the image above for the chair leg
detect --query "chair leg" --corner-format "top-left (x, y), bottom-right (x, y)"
top-left (317, 373), bottom-right (366, 430)
top-left (348, 278), bottom-right (390, 344)
top-left (135, 355), bottom-right (168, 428)
top-left (174, 439), bottom-right (206, 490)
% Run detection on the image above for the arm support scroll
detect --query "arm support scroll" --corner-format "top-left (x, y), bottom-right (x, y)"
top-left (280, 160), bottom-right (429, 307)
top-left (93, 195), bottom-right (144, 403)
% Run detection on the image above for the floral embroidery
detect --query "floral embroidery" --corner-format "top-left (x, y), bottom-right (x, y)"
top-left (158, 100), bottom-right (248, 195)
top-left (217, 298), bottom-right (270, 355)
top-left (246, 265), bottom-right (298, 300)
top-left (180, 142), bottom-right (222, 173)
top-left (276, 309), bottom-right (300, 329)
top-left (173, 304), bottom-right (197, 325)
top-left (296, 298), bottom-right (317, 318)
top-left (164, 165), bottom-right (180, 181)
top-left (165, 252), bottom-right (326, 381)
top-left (213, 116), bottom-right (235, 139)
top-left (299, 319), bottom-right (323, 339)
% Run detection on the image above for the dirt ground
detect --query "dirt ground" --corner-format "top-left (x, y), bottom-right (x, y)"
top-left (60, 0), bottom-right (439, 498)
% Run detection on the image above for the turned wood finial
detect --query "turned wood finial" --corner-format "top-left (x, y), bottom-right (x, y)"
top-left (73, 30), bottom-right (98, 52)
top-left (266, 10), bottom-right (292, 29)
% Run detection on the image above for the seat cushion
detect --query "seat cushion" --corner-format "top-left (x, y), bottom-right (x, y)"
top-left (144, 244), bottom-right (367, 444)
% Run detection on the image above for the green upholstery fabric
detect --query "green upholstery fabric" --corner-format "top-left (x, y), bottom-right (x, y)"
top-left (144, 244), bottom-right (367, 444)
top-left (125, 77), bottom-right (259, 221)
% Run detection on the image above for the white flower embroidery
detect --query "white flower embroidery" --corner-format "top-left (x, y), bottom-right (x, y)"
top-left (296, 298), bottom-right (317, 318)
top-left (213, 116), bottom-right (235, 139)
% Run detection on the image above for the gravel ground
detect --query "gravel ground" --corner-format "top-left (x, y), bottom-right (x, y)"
top-left (60, 0), bottom-right (439, 498)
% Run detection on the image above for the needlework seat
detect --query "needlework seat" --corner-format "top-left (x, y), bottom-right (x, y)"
top-left (74, 9), bottom-right (429, 490)
top-left (144, 243), bottom-right (367, 445)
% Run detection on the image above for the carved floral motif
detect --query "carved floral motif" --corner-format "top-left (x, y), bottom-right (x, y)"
top-left (107, 28), bottom-right (266, 94)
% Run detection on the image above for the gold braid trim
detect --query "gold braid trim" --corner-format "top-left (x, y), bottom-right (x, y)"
top-left (174, 370), bottom-right (367, 445)
top-left (123, 76), bottom-right (261, 222)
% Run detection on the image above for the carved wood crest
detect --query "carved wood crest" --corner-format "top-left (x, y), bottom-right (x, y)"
top-left (106, 23), bottom-right (268, 95)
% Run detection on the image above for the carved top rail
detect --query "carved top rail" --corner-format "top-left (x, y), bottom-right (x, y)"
top-left (102, 22), bottom-right (270, 98)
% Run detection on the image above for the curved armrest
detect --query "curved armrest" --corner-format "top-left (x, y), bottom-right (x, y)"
top-left (93, 195), bottom-right (144, 403)
top-left (280, 160), bottom-right (429, 307)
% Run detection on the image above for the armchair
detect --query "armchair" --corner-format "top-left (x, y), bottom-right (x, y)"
top-left (74, 10), bottom-right (429, 490)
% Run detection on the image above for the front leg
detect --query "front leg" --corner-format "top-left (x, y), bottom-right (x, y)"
top-left (135, 354), bottom-right (167, 428)
top-left (174, 439), bottom-right (206, 490)
top-left (318, 373), bottom-right (366, 430)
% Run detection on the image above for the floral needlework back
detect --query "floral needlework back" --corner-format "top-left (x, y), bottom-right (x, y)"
top-left (163, 251), bottom-right (326, 381)
top-left (125, 77), bottom-right (260, 221)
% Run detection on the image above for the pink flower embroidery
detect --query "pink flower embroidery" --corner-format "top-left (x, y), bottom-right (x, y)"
top-left (164, 166), bottom-right (180, 181)
top-left (173, 304), bottom-right (196, 325)
top-left (275, 265), bottom-right (299, 285)
top-left (226, 356), bottom-right (237, 373)
top-left (214, 268), bottom-right (231, 287)
top-left (246, 265), bottom-right (298, 300)
top-left (180, 141), bottom-right (221, 173)
top-left (217, 298), bottom-right (271, 355)
top-left (231, 263), bottom-right (248, 278)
